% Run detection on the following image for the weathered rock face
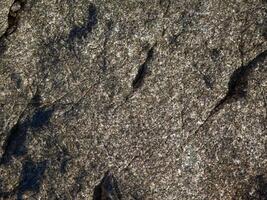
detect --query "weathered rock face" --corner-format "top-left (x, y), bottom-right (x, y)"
top-left (0, 0), bottom-right (13, 37)
top-left (0, 0), bottom-right (266, 199)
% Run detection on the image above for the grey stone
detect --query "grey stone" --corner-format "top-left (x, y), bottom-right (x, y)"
top-left (0, 0), bottom-right (266, 199)
top-left (0, 0), bottom-right (14, 38)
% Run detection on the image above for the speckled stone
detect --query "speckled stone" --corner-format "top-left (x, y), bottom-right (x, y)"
top-left (0, 0), bottom-right (14, 37)
top-left (0, 0), bottom-right (266, 199)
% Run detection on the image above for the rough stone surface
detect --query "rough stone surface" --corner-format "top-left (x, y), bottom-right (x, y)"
top-left (0, 0), bottom-right (13, 38)
top-left (0, 0), bottom-right (266, 199)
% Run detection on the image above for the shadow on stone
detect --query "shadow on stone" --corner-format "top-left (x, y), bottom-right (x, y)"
top-left (93, 171), bottom-right (122, 200)
top-left (0, 105), bottom-right (54, 165)
top-left (236, 174), bottom-right (267, 200)
top-left (17, 159), bottom-right (47, 200)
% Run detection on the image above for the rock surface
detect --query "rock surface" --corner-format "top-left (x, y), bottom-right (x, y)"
top-left (0, 0), bottom-right (13, 38)
top-left (0, 0), bottom-right (266, 199)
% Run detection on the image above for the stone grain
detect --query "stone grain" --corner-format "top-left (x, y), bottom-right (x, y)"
top-left (0, 0), bottom-right (266, 199)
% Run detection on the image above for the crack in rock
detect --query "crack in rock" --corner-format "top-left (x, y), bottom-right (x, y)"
top-left (132, 44), bottom-right (156, 90)
top-left (196, 49), bottom-right (267, 132)
top-left (93, 171), bottom-right (122, 200)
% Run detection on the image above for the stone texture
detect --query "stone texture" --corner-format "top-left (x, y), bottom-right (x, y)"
top-left (0, 0), bottom-right (14, 38)
top-left (0, 0), bottom-right (266, 199)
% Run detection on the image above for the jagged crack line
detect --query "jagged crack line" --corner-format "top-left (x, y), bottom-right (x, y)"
top-left (195, 49), bottom-right (267, 134)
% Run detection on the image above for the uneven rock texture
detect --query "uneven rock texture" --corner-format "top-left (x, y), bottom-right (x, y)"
top-left (0, 0), bottom-right (13, 38)
top-left (0, 0), bottom-right (266, 199)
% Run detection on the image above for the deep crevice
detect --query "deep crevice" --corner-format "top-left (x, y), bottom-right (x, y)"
top-left (93, 171), bottom-right (122, 200)
top-left (196, 49), bottom-right (267, 133)
top-left (227, 50), bottom-right (267, 98)
top-left (132, 44), bottom-right (156, 90)
top-left (215, 49), bottom-right (267, 112)
top-left (215, 49), bottom-right (266, 113)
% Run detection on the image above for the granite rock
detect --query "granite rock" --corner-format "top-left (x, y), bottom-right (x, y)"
top-left (0, 0), bottom-right (267, 199)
